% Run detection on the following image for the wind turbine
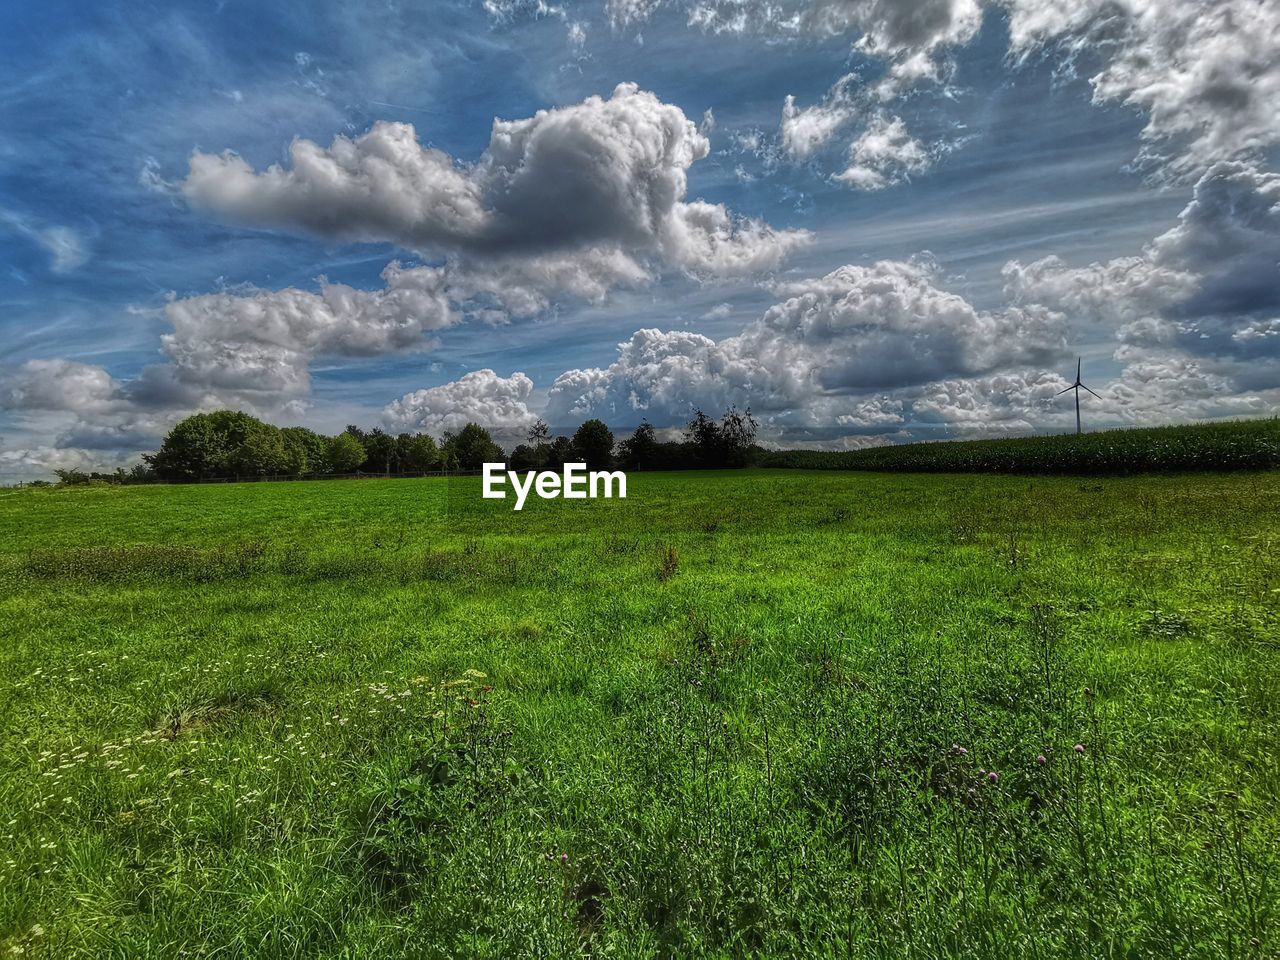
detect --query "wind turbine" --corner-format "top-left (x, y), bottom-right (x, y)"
top-left (1058, 358), bottom-right (1100, 435)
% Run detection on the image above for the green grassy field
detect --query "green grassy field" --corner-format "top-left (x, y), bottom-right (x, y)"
top-left (2, 470), bottom-right (1278, 958)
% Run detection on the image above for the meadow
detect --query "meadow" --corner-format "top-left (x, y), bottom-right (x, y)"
top-left (1, 469), bottom-right (1278, 958)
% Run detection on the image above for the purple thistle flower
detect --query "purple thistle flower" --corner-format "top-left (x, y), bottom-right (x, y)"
top-left (1074, 743), bottom-right (1086, 754)
top-left (1036, 754), bottom-right (1047, 766)
top-left (987, 771), bottom-right (999, 783)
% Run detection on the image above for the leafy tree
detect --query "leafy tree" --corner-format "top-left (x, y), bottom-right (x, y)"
top-left (397, 433), bottom-right (440, 472)
top-left (685, 409), bottom-right (721, 467)
top-left (683, 406), bottom-right (758, 468)
top-left (718, 406), bottom-right (758, 468)
top-left (572, 419), bottom-right (615, 470)
top-left (279, 438), bottom-right (308, 477)
top-left (507, 444), bottom-right (541, 471)
top-left (442, 423), bottom-right (504, 471)
top-left (147, 410), bottom-right (286, 480)
top-left (363, 428), bottom-right (399, 475)
top-left (618, 421), bottom-right (658, 470)
top-left (146, 412), bottom-right (226, 480)
top-left (686, 409), bottom-right (718, 450)
top-left (326, 432), bottom-right (366, 473)
top-left (282, 427), bottom-right (328, 475)
top-left (545, 436), bottom-right (575, 471)
top-left (224, 418), bottom-right (289, 477)
top-left (515, 418), bottom-right (550, 470)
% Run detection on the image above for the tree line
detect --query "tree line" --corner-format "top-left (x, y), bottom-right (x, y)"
top-left (51, 406), bottom-right (759, 484)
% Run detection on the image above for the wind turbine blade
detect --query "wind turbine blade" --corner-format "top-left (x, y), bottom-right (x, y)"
top-left (1077, 357), bottom-right (1082, 381)
top-left (1081, 384), bottom-right (1102, 400)
top-left (1057, 385), bottom-right (1076, 396)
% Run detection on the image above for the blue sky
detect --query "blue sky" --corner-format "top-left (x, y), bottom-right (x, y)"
top-left (2, 0), bottom-right (1277, 477)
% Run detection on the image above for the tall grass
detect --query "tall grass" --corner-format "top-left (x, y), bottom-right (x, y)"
top-left (1, 470), bottom-right (1277, 956)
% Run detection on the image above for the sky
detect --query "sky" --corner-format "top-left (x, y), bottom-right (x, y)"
top-left (1, 0), bottom-right (1278, 479)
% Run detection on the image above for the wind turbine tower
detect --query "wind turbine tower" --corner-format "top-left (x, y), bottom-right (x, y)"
top-left (1058, 358), bottom-right (1100, 435)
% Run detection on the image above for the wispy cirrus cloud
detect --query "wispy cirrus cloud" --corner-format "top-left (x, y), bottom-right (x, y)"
top-left (0, 209), bottom-right (89, 273)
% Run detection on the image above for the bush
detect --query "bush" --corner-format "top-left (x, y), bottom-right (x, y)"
top-left (55, 467), bottom-right (152, 486)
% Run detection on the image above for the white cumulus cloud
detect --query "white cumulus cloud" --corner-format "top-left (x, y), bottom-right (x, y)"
top-left (1004, 0), bottom-right (1280, 176)
top-left (383, 369), bottom-right (538, 436)
top-left (546, 258), bottom-right (1067, 426)
top-left (835, 113), bottom-right (931, 189)
top-left (184, 83), bottom-right (808, 282)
